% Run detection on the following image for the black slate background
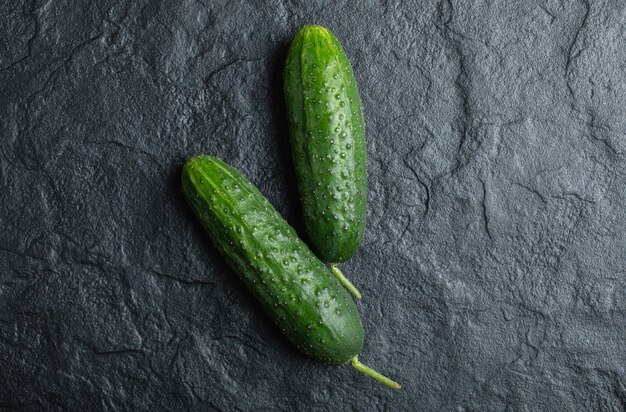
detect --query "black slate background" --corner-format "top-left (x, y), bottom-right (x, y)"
top-left (2, 1), bottom-right (626, 411)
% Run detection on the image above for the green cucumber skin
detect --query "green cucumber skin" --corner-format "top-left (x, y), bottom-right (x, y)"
top-left (181, 155), bottom-right (364, 365)
top-left (284, 26), bottom-right (367, 264)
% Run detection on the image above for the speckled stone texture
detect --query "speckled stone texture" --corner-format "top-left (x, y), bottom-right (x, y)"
top-left (1, 1), bottom-right (625, 410)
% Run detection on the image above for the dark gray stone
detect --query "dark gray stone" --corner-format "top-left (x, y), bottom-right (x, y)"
top-left (1, 0), bottom-right (625, 410)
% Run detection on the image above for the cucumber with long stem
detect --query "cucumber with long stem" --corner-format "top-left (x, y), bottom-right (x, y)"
top-left (182, 155), bottom-right (399, 389)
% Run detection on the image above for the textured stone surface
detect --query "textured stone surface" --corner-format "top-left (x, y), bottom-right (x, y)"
top-left (1, 0), bottom-right (626, 410)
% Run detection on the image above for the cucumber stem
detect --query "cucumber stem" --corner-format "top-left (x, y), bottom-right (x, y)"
top-left (351, 356), bottom-right (401, 390)
top-left (329, 264), bottom-right (362, 299)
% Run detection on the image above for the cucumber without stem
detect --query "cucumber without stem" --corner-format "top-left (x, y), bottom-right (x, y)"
top-left (181, 155), bottom-right (399, 388)
top-left (284, 26), bottom-right (367, 269)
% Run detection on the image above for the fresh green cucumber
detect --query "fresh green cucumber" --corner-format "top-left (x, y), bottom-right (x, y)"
top-left (284, 26), bottom-right (367, 267)
top-left (182, 155), bottom-right (398, 388)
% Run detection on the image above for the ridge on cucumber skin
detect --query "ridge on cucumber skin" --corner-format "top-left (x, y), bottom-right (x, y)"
top-left (284, 25), bottom-right (367, 264)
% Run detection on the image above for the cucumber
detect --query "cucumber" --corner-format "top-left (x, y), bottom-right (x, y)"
top-left (284, 26), bottom-right (367, 266)
top-left (182, 155), bottom-right (399, 388)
